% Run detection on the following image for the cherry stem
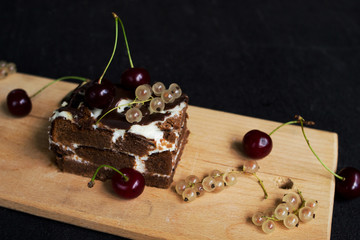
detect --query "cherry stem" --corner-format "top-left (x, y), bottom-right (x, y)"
top-left (229, 169), bottom-right (268, 199)
top-left (96, 97), bottom-right (153, 124)
top-left (98, 13), bottom-right (119, 84)
top-left (117, 15), bottom-right (134, 68)
top-left (268, 115), bottom-right (345, 181)
top-left (268, 120), bottom-right (299, 136)
top-left (298, 116), bottom-right (345, 181)
top-left (88, 164), bottom-right (129, 188)
top-left (30, 76), bottom-right (88, 98)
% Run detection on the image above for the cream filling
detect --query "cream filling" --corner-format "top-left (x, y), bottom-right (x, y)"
top-left (128, 121), bottom-right (164, 142)
top-left (70, 155), bottom-right (89, 164)
top-left (126, 101), bottom-right (186, 144)
top-left (50, 98), bottom-right (187, 177)
top-left (50, 137), bottom-right (182, 177)
top-left (49, 138), bottom-right (74, 153)
top-left (116, 99), bottom-right (133, 113)
top-left (90, 108), bottom-right (103, 119)
top-left (112, 129), bottom-right (126, 143)
top-left (50, 110), bottom-right (73, 122)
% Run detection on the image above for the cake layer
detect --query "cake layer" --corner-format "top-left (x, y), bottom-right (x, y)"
top-left (49, 81), bottom-right (189, 188)
top-left (50, 123), bottom-right (189, 188)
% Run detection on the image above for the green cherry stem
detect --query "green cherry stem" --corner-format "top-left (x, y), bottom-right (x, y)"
top-left (30, 76), bottom-right (88, 98)
top-left (268, 120), bottom-right (299, 136)
top-left (298, 116), bottom-right (344, 181)
top-left (268, 115), bottom-right (344, 181)
top-left (117, 15), bottom-right (134, 68)
top-left (96, 97), bottom-right (153, 124)
top-left (98, 12), bottom-right (119, 84)
top-left (88, 164), bottom-right (129, 188)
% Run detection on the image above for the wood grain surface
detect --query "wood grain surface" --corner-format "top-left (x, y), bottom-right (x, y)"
top-left (0, 73), bottom-right (337, 239)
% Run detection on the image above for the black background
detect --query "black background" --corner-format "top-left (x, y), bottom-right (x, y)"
top-left (1, 0), bottom-right (360, 239)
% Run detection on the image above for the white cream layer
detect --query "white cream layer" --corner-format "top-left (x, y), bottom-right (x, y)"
top-left (50, 98), bottom-right (187, 176)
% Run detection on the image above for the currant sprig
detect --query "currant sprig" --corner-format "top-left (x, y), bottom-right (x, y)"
top-left (250, 172), bottom-right (268, 199)
top-left (175, 160), bottom-right (268, 202)
top-left (252, 189), bottom-right (318, 233)
top-left (95, 82), bottom-right (183, 124)
top-left (96, 96), bottom-right (153, 124)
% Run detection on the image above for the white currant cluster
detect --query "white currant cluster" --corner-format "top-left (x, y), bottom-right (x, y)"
top-left (175, 170), bottom-right (237, 202)
top-left (97, 82), bottom-right (182, 124)
top-left (175, 160), bottom-right (267, 202)
top-left (124, 82), bottom-right (182, 123)
top-left (252, 191), bottom-right (318, 233)
top-left (0, 61), bottom-right (17, 79)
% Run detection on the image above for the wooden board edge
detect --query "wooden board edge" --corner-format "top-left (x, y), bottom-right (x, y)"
top-left (326, 132), bottom-right (338, 240)
top-left (0, 196), bottom-right (167, 240)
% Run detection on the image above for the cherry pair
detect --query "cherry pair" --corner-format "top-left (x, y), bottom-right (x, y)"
top-left (6, 12), bottom-right (150, 117)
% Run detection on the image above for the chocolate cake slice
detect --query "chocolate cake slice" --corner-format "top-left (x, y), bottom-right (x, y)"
top-left (49, 81), bottom-right (189, 188)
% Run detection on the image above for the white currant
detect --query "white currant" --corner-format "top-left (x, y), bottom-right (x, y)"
top-left (161, 89), bottom-right (175, 103)
top-left (135, 84), bottom-right (152, 101)
top-left (125, 107), bottom-right (143, 123)
top-left (152, 82), bottom-right (166, 96)
top-left (182, 187), bottom-right (197, 202)
top-left (149, 97), bottom-right (165, 112)
top-left (252, 212), bottom-right (265, 226)
top-left (298, 206), bottom-right (314, 223)
top-left (202, 176), bottom-right (216, 192)
top-left (169, 83), bottom-right (182, 98)
top-left (175, 180), bottom-right (187, 195)
top-left (283, 214), bottom-right (299, 229)
top-left (262, 220), bottom-right (276, 234)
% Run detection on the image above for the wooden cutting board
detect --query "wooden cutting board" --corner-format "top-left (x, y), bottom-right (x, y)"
top-left (0, 73), bottom-right (337, 240)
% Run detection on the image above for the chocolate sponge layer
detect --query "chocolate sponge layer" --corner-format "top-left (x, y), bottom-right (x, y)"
top-left (51, 126), bottom-right (189, 188)
top-left (49, 82), bottom-right (189, 188)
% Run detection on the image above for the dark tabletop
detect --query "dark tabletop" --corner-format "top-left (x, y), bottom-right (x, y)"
top-left (1, 1), bottom-right (360, 239)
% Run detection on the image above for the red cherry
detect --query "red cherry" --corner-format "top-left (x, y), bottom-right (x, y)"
top-left (243, 129), bottom-right (273, 159)
top-left (6, 89), bottom-right (32, 117)
top-left (120, 67), bottom-right (150, 89)
top-left (84, 81), bottom-right (115, 109)
top-left (112, 168), bottom-right (145, 199)
top-left (336, 167), bottom-right (360, 199)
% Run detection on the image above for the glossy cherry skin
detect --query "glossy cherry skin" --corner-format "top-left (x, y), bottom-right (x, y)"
top-left (112, 168), bottom-right (145, 199)
top-left (336, 167), bottom-right (360, 199)
top-left (6, 88), bottom-right (32, 117)
top-left (121, 67), bottom-right (150, 89)
top-left (243, 129), bottom-right (273, 159)
top-left (84, 82), bottom-right (115, 109)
